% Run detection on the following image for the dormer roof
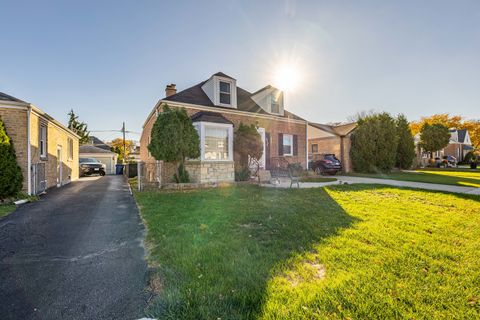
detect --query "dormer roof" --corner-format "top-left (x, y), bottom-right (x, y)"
top-left (162, 73), bottom-right (304, 121)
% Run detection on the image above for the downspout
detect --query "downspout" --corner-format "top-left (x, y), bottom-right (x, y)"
top-left (27, 105), bottom-right (32, 195)
top-left (305, 123), bottom-right (309, 169)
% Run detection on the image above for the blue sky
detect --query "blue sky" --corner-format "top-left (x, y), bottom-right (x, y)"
top-left (1, 0), bottom-right (479, 142)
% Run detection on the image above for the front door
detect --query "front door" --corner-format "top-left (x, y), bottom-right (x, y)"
top-left (56, 146), bottom-right (62, 187)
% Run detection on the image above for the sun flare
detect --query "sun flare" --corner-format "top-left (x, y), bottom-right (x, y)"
top-left (273, 63), bottom-right (302, 91)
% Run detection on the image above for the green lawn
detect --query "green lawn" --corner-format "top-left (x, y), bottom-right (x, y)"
top-left (347, 169), bottom-right (480, 188)
top-left (135, 185), bottom-right (480, 319)
top-left (0, 204), bottom-right (16, 218)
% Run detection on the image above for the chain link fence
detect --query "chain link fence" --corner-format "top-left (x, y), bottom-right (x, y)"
top-left (137, 161), bottom-right (162, 191)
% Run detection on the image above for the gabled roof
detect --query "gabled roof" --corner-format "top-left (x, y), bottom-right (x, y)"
top-left (191, 111), bottom-right (233, 125)
top-left (309, 122), bottom-right (357, 136)
top-left (449, 128), bottom-right (469, 144)
top-left (79, 145), bottom-right (115, 154)
top-left (213, 72), bottom-right (236, 80)
top-left (162, 73), bottom-right (305, 121)
top-left (0, 92), bottom-right (27, 103)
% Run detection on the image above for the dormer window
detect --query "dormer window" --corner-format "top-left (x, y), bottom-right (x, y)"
top-left (271, 97), bottom-right (280, 114)
top-left (219, 81), bottom-right (231, 105)
top-left (201, 73), bottom-right (237, 108)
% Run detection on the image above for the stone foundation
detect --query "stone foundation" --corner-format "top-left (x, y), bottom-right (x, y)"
top-left (185, 161), bottom-right (234, 183)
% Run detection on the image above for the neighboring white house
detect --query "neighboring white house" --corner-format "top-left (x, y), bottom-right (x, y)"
top-left (79, 145), bottom-right (117, 174)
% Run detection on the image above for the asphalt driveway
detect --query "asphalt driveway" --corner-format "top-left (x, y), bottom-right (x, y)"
top-left (0, 176), bottom-right (148, 320)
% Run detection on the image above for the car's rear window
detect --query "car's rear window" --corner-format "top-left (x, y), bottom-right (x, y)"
top-left (324, 155), bottom-right (339, 161)
top-left (80, 158), bottom-right (98, 163)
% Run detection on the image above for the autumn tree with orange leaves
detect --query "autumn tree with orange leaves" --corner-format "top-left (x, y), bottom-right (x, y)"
top-left (410, 114), bottom-right (479, 151)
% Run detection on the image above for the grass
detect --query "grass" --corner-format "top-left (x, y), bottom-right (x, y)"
top-left (135, 184), bottom-right (480, 319)
top-left (299, 176), bottom-right (337, 183)
top-left (347, 169), bottom-right (480, 188)
top-left (0, 204), bottom-right (16, 218)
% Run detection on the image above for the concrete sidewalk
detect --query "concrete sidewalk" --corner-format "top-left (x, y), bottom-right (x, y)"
top-left (264, 176), bottom-right (480, 195)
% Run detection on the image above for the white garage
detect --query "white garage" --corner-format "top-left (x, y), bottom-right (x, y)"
top-left (79, 145), bottom-right (118, 175)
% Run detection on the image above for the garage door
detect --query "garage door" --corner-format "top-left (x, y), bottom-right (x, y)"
top-left (95, 157), bottom-right (114, 174)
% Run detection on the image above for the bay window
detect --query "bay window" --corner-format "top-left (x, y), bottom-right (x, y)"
top-left (194, 121), bottom-right (233, 161)
top-left (205, 126), bottom-right (229, 160)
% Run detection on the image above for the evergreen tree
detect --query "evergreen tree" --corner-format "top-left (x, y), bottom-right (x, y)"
top-left (67, 109), bottom-right (90, 144)
top-left (0, 117), bottom-right (23, 199)
top-left (395, 114), bottom-right (415, 169)
top-left (350, 112), bottom-right (398, 173)
top-left (148, 105), bottom-right (200, 183)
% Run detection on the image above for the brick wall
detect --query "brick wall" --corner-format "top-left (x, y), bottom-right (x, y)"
top-left (308, 135), bottom-right (353, 172)
top-left (140, 103), bottom-right (308, 170)
top-left (30, 112), bottom-right (79, 189)
top-left (0, 107), bottom-right (29, 191)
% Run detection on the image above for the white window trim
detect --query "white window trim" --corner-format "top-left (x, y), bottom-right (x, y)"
top-left (270, 96), bottom-right (281, 114)
top-left (67, 137), bottom-right (73, 161)
top-left (213, 77), bottom-right (237, 108)
top-left (40, 124), bottom-right (47, 158)
top-left (195, 121), bottom-right (233, 162)
top-left (283, 134), bottom-right (293, 156)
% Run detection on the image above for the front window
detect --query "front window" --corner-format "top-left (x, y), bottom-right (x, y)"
top-left (205, 126), bottom-right (229, 160)
top-left (283, 134), bottom-right (293, 156)
top-left (40, 124), bottom-right (47, 158)
top-left (219, 81), bottom-right (231, 105)
top-left (311, 144), bottom-right (318, 153)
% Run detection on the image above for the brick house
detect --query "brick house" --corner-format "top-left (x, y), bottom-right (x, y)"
top-left (0, 92), bottom-right (79, 195)
top-left (414, 128), bottom-right (473, 166)
top-left (140, 72), bottom-right (308, 183)
top-left (307, 122), bottom-right (357, 173)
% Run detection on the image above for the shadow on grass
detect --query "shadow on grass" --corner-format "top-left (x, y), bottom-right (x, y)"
top-left (138, 185), bottom-right (358, 320)
top-left (258, 183), bottom-right (480, 319)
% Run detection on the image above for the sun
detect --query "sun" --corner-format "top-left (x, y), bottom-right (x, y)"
top-left (273, 63), bottom-right (302, 92)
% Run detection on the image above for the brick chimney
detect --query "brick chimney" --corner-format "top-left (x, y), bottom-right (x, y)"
top-left (165, 84), bottom-right (177, 97)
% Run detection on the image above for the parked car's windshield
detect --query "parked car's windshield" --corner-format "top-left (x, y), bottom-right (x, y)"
top-left (80, 158), bottom-right (99, 163)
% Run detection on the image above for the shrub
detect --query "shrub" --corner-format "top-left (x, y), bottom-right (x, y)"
top-left (235, 167), bottom-right (251, 181)
top-left (148, 105), bottom-right (200, 183)
top-left (0, 117), bottom-right (23, 199)
top-left (464, 151), bottom-right (477, 163)
top-left (234, 123), bottom-right (263, 169)
top-left (350, 112), bottom-right (398, 173)
top-left (173, 163), bottom-right (190, 183)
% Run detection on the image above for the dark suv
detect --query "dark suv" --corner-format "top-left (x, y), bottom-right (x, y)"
top-left (79, 158), bottom-right (106, 177)
top-left (309, 154), bottom-right (342, 175)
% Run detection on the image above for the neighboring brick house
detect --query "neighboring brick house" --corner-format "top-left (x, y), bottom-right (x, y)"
top-left (414, 128), bottom-right (473, 166)
top-left (140, 72), bottom-right (308, 183)
top-left (0, 92), bottom-right (79, 195)
top-left (307, 122), bottom-right (357, 173)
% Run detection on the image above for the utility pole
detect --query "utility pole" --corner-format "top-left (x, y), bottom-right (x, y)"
top-left (122, 122), bottom-right (126, 163)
